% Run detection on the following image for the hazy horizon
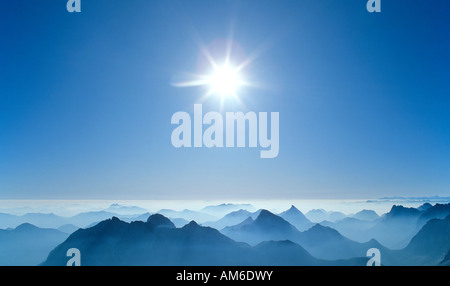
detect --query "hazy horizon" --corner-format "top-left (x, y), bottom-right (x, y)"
top-left (1, 196), bottom-right (449, 217)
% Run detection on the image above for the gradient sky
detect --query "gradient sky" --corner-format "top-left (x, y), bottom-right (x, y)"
top-left (0, 0), bottom-right (449, 200)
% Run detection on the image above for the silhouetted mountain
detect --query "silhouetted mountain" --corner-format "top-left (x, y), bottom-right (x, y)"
top-left (0, 211), bottom-right (125, 230)
top-left (85, 221), bottom-right (100, 228)
top-left (5, 202), bottom-right (450, 266)
top-left (254, 210), bottom-right (298, 231)
top-left (296, 224), bottom-right (347, 258)
top-left (203, 209), bottom-right (260, 229)
top-left (0, 213), bottom-right (68, 229)
top-left (358, 205), bottom-right (424, 249)
top-left (252, 240), bottom-right (368, 266)
top-left (384, 205), bottom-right (422, 219)
top-left (221, 217), bottom-right (254, 232)
top-left (320, 217), bottom-right (378, 244)
top-left (0, 210), bottom-right (144, 230)
top-left (295, 224), bottom-right (393, 261)
top-left (221, 210), bottom-right (299, 245)
top-left (21, 213), bottom-right (68, 228)
top-left (253, 240), bottom-right (320, 266)
top-left (417, 203), bottom-right (433, 211)
top-left (42, 215), bottom-right (369, 266)
top-left (146, 214), bottom-right (175, 228)
top-left (122, 212), bottom-right (153, 223)
top-left (250, 238), bottom-right (372, 266)
top-left (68, 211), bottom-right (119, 228)
top-left (303, 224), bottom-right (342, 240)
top-left (121, 212), bottom-right (186, 227)
top-left (43, 215), bottom-right (250, 265)
top-left (351, 210), bottom-right (379, 221)
top-left (221, 210), bottom-right (390, 261)
top-left (418, 203), bottom-right (450, 224)
top-left (396, 215), bottom-right (450, 265)
top-left (43, 215), bottom-right (337, 266)
top-left (305, 209), bottom-right (346, 223)
top-left (363, 204), bottom-right (450, 250)
top-left (0, 224), bottom-right (69, 266)
top-left (279, 206), bottom-right (314, 231)
top-left (326, 204), bottom-right (450, 249)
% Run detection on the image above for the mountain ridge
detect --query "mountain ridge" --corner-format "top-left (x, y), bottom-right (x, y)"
top-left (42, 214), bottom-right (370, 266)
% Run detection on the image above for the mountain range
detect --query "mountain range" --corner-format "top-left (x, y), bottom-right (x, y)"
top-left (221, 209), bottom-right (392, 261)
top-left (41, 211), bottom-right (450, 266)
top-left (203, 209), bottom-right (261, 230)
top-left (41, 214), bottom-right (367, 266)
top-left (321, 203), bottom-right (450, 249)
top-left (201, 203), bottom-right (256, 217)
top-left (393, 215), bottom-right (450, 265)
top-left (1, 202), bottom-right (449, 266)
top-left (305, 209), bottom-right (346, 223)
top-left (0, 210), bottom-right (139, 229)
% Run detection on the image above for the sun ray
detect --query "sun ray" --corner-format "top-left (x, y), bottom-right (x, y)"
top-left (172, 21), bottom-right (268, 106)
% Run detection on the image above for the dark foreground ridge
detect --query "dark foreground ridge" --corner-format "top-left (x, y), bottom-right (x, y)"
top-left (42, 214), bottom-right (365, 266)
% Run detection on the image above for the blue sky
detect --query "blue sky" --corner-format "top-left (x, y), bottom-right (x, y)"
top-left (0, 0), bottom-right (449, 200)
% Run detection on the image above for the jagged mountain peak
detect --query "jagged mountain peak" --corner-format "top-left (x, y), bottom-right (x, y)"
top-left (254, 210), bottom-right (294, 227)
top-left (385, 205), bottom-right (422, 218)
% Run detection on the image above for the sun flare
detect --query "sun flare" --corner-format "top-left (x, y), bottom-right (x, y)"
top-left (206, 64), bottom-right (244, 98)
top-left (171, 38), bottom-right (261, 106)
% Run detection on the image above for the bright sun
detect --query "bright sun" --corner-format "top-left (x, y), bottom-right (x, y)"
top-left (172, 39), bottom-right (258, 104)
top-left (207, 64), bottom-right (244, 98)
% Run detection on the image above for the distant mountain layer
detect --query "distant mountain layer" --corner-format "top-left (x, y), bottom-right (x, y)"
top-left (156, 209), bottom-right (217, 224)
top-left (351, 210), bottom-right (379, 221)
top-left (222, 210), bottom-right (299, 245)
top-left (223, 210), bottom-right (450, 265)
top-left (3, 203), bottom-right (450, 266)
top-left (201, 204), bottom-right (256, 217)
top-left (0, 224), bottom-right (69, 266)
top-left (305, 209), bottom-right (346, 223)
top-left (104, 204), bottom-right (148, 215)
top-left (279, 206), bottom-right (313, 231)
top-left (221, 210), bottom-right (391, 261)
top-left (203, 209), bottom-right (261, 230)
top-left (322, 203), bottom-right (450, 249)
top-left (418, 203), bottom-right (450, 223)
top-left (42, 215), bottom-right (365, 266)
top-left (0, 211), bottom-right (143, 229)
